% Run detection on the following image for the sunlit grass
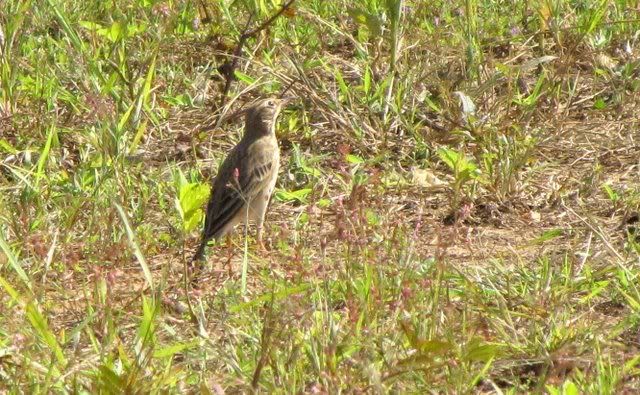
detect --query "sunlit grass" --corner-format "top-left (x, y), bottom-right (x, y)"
top-left (1, 0), bottom-right (640, 392)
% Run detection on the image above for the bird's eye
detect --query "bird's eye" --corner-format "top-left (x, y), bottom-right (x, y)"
top-left (266, 100), bottom-right (275, 107)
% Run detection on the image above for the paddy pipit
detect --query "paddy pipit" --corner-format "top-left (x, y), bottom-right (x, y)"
top-left (192, 98), bottom-right (287, 262)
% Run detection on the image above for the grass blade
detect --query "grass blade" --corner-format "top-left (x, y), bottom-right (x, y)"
top-left (0, 230), bottom-right (31, 291)
top-left (115, 203), bottom-right (154, 293)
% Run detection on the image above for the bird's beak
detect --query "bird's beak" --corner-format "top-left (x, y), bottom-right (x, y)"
top-left (278, 97), bottom-right (294, 108)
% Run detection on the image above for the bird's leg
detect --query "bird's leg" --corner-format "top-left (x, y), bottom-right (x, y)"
top-left (257, 216), bottom-right (272, 252)
top-left (256, 227), bottom-right (267, 251)
top-left (190, 242), bottom-right (206, 270)
top-left (188, 241), bottom-right (207, 287)
top-left (225, 234), bottom-right (234, 276)
top-left (254, 195), bottom-right (270, 252)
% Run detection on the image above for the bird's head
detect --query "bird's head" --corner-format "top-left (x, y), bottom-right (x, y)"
top-left (244, 98), bottom-right (289, 137)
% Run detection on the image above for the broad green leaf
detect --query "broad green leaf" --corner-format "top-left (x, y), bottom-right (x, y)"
top-left (346, 154), bottom-right (365, 164)
top-left (463, 339), bottom-right (503, 362)
top-left (334, 69), bottom-right (349, 99)
top-left (179, 182), bottom-right (209, 232)
top-left (365, 209), bottom-right (379, 225)
top-left (184, 210), bottom-right (204, 232)
top-left (107, 21), bottom-right (123, 42)
top-left (347, 7), bottom-right (382, 36)
top-left (79, 21), bottom-right (104, 31)
top-left (602, 184), bottom-right (619, 202)
top-left (532, 229), bottom-right (564, 244)
top-left (0, 139), bottom-right (17, 153)
top-left (275, 188), bottom-right (312, 203)
top-left (234, 71), bottom-right (255, 85)
top-left (180, 183), bottom-right (210, 214)
top-left (438, 148), bottom-right (460, 170)
top-left (154, 341), bottom-right (199, 359)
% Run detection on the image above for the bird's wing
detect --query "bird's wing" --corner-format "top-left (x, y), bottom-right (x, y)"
top-left (202, 139), bottom-right (278, 240)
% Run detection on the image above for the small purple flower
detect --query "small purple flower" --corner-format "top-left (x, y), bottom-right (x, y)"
top-left (12, 333), bottom-right (27, 350)
top-left (152, 3), bottom-right (170, 17)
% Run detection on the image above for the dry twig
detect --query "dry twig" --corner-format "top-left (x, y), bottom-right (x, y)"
top-left (217, 0), bottom-right (297, 110)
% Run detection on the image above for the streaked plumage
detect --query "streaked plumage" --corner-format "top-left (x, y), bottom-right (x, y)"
top-left (192, 98), bottom-right (285, 261)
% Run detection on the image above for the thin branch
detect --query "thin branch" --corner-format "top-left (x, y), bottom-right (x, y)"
top-left (244, 0), bottom-right (297, 39)
top-left (279, 77), bottom-right (299, 98)
top-left (217, 0), bottom-right (297, 109)
top-left (218, 15), bottom-right (254, 107)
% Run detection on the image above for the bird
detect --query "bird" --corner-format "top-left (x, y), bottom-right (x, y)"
top-left (192, 98), bottom-right (287, 262)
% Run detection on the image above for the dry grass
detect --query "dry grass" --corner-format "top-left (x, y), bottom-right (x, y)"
top-left (2, 0), bottom-right (640, 392)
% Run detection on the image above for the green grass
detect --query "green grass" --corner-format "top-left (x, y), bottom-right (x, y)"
top-left (2, 0), bottom-right (640, 392)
